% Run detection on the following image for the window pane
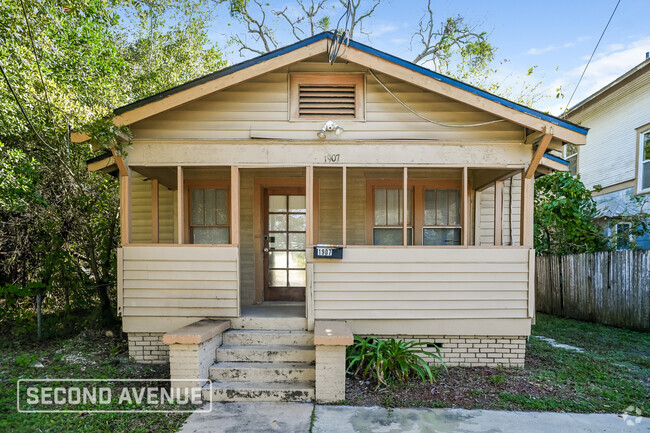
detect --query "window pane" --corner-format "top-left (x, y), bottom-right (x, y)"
top-left (288, 270), bottom-right (306, 287)
top-left (374, 189), bottom-right (386, 225)
top-left (289, 252), bottom-right (306, 268)
top-left (216, 189), bottom-right (228, 225)
top-left (269, 195), bottom-right (286, 212)
top-left (643, 161), bottom-right (650, 190)
top-left (193, 227), bottom-right (229, 244)
top-left (644, 133), bottom-right (650, 161)
top-left (289, 213), bottom-right (306, 231)
top-left (437, 190), bottom-right (449, 225)
top-left (192, 189), bottom-right (204, 225)
top-left (205, 189), bottom-right (216, 225)
top-left (269, 214), bottom-right (287, 231)
top-left (289, 233), bottom-right (306, 250)
top-left (449, 190), bottom-right (460, 225)
top-left (269, 270), bottom-right (287, 287)
top-left (423, 228), bottom-right (461, 245)
top-left (424, 190), bottom-right (436, 225)
top-left (373, 228), bottom-right (413, 245)
top-left (387, 189), bottom-right (399, 225)
top-left (269, 251), bottom-right (287, 268)
top-left (289, 195), bottom-right (306, 212)
top-left (269, 233), bottom-right (287, 250)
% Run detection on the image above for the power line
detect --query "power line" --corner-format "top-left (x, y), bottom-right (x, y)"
top-left (19, 0), bottom-right (55, 126)
top-left (0, 60), bottom-right (53, 151)
top-left (369, 69), bottom-right (505, 128)
top-left (565, 0), bottom-right (621, 111)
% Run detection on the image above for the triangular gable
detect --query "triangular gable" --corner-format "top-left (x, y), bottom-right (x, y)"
top-left (82, 32), bottom-right (587, 145)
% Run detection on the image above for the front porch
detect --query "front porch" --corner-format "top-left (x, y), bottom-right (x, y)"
top-left (117, 164), bottom-right (535, 334)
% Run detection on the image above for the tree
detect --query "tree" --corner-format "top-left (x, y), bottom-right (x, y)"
top-left (534, 172), bottom-right (607, 255)
top-left (0, 0), bottom-right (228, 333)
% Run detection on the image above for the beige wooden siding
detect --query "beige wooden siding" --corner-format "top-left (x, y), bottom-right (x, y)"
top-left (502, 174), bottom-right (521, 245)
top-left (129, 55), bottom-right (524, 143)
top-left (120, 245), bottom-right (239, 317)
top-left (158, 183), bottom-right (176, 243)
top-left (312, 248), bottom-right (530, 320)
top-left (131, 172), bottom-right (153, 243)
top-left (476, 173), bottom-right (521, 246)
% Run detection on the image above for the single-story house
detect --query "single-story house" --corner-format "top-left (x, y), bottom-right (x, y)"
top-left (84, 32), bottom-right (587, 402)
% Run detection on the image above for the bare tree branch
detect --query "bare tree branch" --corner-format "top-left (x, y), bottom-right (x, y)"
top-left (338, 0), bottom-right (381, 39)
top-left (411, 0), bottom-right (492, 71)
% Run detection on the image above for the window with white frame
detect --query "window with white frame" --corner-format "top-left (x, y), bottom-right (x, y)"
top-left (639, 130), bottom-right (650, 193)
top-left (615, 222), bottom-right (632, 250)
top-left (564, 143), bottom-right (578, 176)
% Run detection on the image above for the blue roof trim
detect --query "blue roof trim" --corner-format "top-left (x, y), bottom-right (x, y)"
top-left (345, 38), bottom-right (588, 136)
top-left (114, 31), bottom-right (588, 136)
top-left (543, 153), bottom-right (570, 166)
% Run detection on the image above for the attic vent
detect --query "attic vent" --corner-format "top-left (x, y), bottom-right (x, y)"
top-left (299, 84), bottom-right (356, 117)
top-left (290, 73), bottom-right (365, 120)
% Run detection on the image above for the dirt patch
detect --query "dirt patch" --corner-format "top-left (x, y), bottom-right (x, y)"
top-left (345, 351), bottom-right (576, 410)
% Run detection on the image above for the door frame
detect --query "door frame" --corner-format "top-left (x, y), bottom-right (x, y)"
top-left (253, 177), bottom-right (319, 304)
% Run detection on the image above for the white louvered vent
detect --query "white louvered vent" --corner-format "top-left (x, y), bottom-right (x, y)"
top-left (298, 84), bottom-right (356, 118)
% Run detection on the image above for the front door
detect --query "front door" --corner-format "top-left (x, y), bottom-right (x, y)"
top-left (264, 187), bottom-right (307, 301)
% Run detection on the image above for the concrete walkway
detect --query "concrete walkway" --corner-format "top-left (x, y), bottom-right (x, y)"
top-left (179, 403), bottom-right (646, 433)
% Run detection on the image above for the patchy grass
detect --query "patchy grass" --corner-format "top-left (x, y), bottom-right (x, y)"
top-left (0, 329), bottom-right (190, 432)
top-left (345, 313), bottom-right (649, 415)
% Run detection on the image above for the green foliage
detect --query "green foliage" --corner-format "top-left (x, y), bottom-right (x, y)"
top-left (346, 336), bottom-right (445, 387)
top-left (0, 0), bottom-right (228, 334)
top-left (0, 142), bottom-right (44, 212)
top-left (534, 172), bottom-right (607, 255)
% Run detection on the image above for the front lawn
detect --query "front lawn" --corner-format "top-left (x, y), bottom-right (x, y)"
top-left (0, 329), bottom-right (190, 433)
top-left (345, 313), bottom-right (649, 415)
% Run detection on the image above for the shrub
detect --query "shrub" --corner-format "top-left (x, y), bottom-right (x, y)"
top-left (346, 336), bottom-right (446, 387)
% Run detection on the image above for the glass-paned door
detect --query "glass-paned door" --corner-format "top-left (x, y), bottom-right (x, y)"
top-left (264, 188), bottom-right (306, 301)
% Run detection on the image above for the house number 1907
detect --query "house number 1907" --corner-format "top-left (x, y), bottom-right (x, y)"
top-left (324, 154), bottom-right (340, 163)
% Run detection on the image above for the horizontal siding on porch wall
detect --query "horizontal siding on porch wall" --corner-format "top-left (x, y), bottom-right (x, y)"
top-left (120, 246), bottom-right (239, 320)
top-left (312, 247), bottom-right (530, 321)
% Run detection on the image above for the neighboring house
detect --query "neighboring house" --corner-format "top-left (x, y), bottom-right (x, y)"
top-left (564, 56), bottom-right (650, 249)
top-left (83, 32), bottom-right (587, 402)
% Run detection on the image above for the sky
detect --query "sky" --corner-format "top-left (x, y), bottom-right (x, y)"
top-left (207, 0), bottom-right (649, 115)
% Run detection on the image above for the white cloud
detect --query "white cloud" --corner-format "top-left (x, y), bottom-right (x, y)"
top-left (525, 35), bottom-right (590, 55)
top-left (540, 35), bottom-right (650, 114)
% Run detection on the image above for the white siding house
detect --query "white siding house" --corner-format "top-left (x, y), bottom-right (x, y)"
top-left (565, 56), bottom-right (650, 249)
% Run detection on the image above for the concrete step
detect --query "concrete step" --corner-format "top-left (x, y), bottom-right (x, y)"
top-left (202, 380), bottom-right (314, 402)
top-left (209, 361), bottom-right (315, 382)
top-left (229, 316), bottom-right (307, 331)
top-left (223, 330), bottom-right (314, 346)
top-left (216, 345), bottom-right (315, 363)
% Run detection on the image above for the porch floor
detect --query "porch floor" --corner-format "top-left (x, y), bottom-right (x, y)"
top-left (241, 302), bottom-right (306, 318)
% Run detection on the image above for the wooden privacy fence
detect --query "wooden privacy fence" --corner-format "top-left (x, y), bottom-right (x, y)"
top-left (536, 250), bottom-right (650, 331)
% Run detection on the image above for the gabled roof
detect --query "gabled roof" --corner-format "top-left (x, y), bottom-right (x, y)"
top-left (565, 56), bottom-right (650, 118)
top-left (106, 32), bottom-right (587, 145)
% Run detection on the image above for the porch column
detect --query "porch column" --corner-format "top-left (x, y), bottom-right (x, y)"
top-left (306, 166), bottom-right (314, 247)
top-left (177, 166), bottom-right (184, 244)
top-left (230, 166), bottom-right (240, 246)
top-left (462, 167), bottom-right (469, 246)
top-left (342, 166), bottom-right (347, 247)
top-left (120, 172), bottom-right (131, 245)
top-left (403, 167), bottom-right (408, 246)
top-left (520, 174), bottom-right (534, 247)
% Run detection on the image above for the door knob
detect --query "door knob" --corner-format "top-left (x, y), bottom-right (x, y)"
top-left (263, 248), bottom-right (269, 252)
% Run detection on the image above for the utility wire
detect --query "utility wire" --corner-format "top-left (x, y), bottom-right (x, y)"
top-left (19, 0), bottom-right (55, 126)
top-left (565, 0), bottom-right (621, 111)
top-left (368, 69), bottom-right (505, 128)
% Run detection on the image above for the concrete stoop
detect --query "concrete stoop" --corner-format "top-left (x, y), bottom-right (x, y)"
top-left (202, 320), bottom-right (315, 402)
